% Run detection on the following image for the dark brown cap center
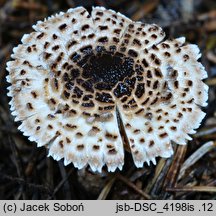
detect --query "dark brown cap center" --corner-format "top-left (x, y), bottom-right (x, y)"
top-left (78, 51), bottom-right (135, 90)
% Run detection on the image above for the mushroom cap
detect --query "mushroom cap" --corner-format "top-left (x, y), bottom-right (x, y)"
top-left (6, 6), bottom-right (208, 172)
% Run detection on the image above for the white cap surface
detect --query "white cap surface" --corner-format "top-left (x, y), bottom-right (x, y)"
top-left (7, 6), bottom-right (208, 172)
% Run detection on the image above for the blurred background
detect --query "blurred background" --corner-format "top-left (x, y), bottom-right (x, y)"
top-left (0, 0), bottom-right (216, 200)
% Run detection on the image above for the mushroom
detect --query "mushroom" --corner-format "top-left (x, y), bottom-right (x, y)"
top-left (6, 6), bottom-right (208, 172)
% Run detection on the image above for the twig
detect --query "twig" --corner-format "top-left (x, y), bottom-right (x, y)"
top-left (49, 168), bottom-right (73, 199)
top-left (9, 136), bottom-right (27, 199)
top-left (13, 0), bottom-right (47, 11)
top-left (0, 172), bottom-right (52, 194)
top-left (206, 51), bottom-right (216, 64)
top-left (145, 158), bottom-right (166, 194)
top-left (194, 127), bottom-right (216, 137)
top-left (178, 141), bottom-right (216, 180)
top-left (166, 186), bottom-right (216, 193)
top-left (131, 0), bottom-right (159, 21)
top-left (46, 157), bottom-right (54, 191)
top-left (97, 176), bottom-right (116, 200)
top-left (163, 145), bottom-right (187, 190)
top-left (58, 161), bottom-right (72, 199)
top-left (150, 157), bottom-right (173, 197)
top-left (206, 78), bottom-right (216, 86)
top-left (116, 173), bottom-right (151, 199)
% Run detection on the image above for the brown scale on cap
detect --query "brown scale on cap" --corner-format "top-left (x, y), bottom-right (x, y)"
top-left (7, 6), bottom-right (208, 172)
